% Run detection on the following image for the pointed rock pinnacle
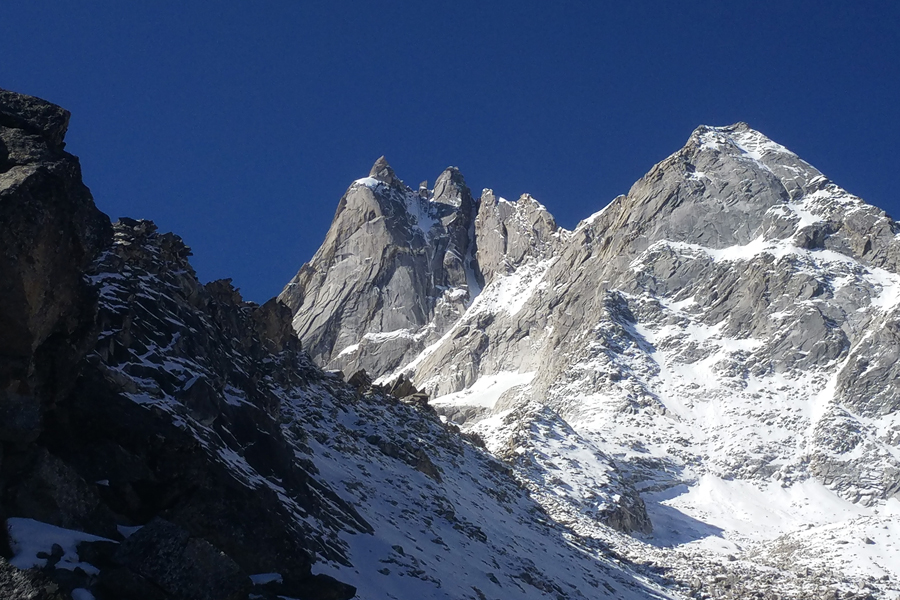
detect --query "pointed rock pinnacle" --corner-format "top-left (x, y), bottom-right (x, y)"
top-left (369, 156), bottom-right (399, 186)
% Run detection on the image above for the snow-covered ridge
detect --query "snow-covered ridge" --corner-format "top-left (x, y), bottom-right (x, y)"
top-left (353, 176), bottom-right (382, 189)
top-left (698, 124), bottom-right (797, 161)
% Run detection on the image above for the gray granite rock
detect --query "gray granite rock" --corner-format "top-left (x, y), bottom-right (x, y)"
top-left (278, 158), bottom-right (481, 376)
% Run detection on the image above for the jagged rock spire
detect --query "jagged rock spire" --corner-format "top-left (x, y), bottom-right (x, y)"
top-left (432, 167), bottom-right (470, 208)
top-left (369, 155), bottom-right (400, 186)
top-left (280, 158), bottom-right (483, 374)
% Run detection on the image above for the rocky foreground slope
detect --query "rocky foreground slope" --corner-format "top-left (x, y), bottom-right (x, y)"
top-left (285, 125), bottom-right (900, 598)
top-left (0, 92), bottom-right (700, 598)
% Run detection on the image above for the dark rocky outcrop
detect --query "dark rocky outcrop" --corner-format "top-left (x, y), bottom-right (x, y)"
top-left (0, 89), bottom-right (358, 600)
top-left (4, 448), bottom-right (117, 538)
top-left (32, 218), bottom-right (363, 598)
top-left (0, 88), bottom-right (111, 446)
top-left (0, 89), bottom-right (71, 152)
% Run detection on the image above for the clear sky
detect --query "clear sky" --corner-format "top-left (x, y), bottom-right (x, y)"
top-left (3, 1), bottom-right (898, 302)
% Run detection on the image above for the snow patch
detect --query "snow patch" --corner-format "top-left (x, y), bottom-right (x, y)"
top-left (353, 177), bottom-right (382, 189)
top-left (403, 193), bottom-right (439, 234)
top-left (431, 371), bottom-right (536, 409)
top-left (468, 258), bottom-right (555, 317)
top-left (249, 572), bottom-right (284, 585)
top-left (652, 475), bottom-right (870, 547)
top-left (7, 518), bottom-right (115, 575)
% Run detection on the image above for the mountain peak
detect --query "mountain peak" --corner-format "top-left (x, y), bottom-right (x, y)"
top-left (686, 122), bottom-right (798, 163)
top-left (369, 155), bottom-right (400, 186)
top-left (690, 121), bottom-right (751, 137)
top-left (432, 166), bottom-right (472, 208)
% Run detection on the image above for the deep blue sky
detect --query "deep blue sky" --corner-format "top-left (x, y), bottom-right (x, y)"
top-left (3, 2), bottom-right (898, 302)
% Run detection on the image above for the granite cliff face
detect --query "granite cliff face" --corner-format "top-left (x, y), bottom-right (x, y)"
top-left (277, 159), bottom-right (565, 382)
top-left (278, 158), bottom-right (481, 378)
top-left (287, 124), bottom-right (900, 598)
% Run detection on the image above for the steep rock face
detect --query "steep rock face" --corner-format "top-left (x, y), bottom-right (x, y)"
top-left (0, 88), bottom-right (111, 445)
top-left (474, 189), bottom-right (563, 284)
top-left (508, 124), bottom-right (900, 507)
top-left (0, 90), bottom-right (356, 600)
top-left (278, 158), bottom-right (482, 376)
top-left (3, 217), bottom-right (361, 599)
top-left (288, 123), bottom-right (900, 597)
top-left (377, 122), bottom-right (900, 506)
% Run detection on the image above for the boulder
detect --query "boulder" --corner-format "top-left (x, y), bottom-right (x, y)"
top-left (108, 518), bottom-right (249, 600)
top-left (5, 448), bottom-right (117, 538)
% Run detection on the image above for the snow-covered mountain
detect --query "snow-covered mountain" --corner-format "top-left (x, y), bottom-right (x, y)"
top-left (3, 85), bottom-right (897, 600)
top-left (284, 123), bottom-right (900, 599)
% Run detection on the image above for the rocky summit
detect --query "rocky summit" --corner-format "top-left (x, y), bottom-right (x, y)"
top-left (1, 86), bottom-right (898, 600)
